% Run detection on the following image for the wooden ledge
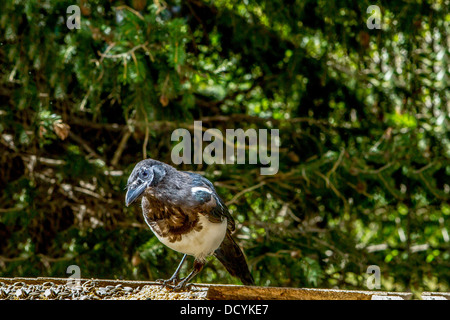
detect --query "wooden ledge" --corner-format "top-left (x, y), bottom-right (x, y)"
top-left (197, 284), bottom-right (413, 300)
top-left (0, 277), bottom-right (418, 300)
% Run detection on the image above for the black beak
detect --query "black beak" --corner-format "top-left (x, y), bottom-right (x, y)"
top-left (125, 180), bottom-right (148, 207)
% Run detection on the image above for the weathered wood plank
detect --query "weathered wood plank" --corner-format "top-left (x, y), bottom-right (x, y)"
top-left (0, 277), bottom-right (416, 300)
top-left (0, 277), bottom-right (160, 288)
top-left (421, 292), bottom-right (450, 300)
top-left (200, 284), bottom-right (413, 300)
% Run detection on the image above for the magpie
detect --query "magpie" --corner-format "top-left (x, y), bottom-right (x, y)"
top-left (125, 159), bottom-right (254, 289)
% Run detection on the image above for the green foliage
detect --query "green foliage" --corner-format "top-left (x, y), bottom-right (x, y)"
top-left (0, 0), bottom-right (448, 294)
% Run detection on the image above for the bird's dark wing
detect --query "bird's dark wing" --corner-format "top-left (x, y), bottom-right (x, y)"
top-left (185, 172), bottom-right (235, 232)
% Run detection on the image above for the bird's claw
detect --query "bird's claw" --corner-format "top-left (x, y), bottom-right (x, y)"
top-left (156, 276), bottom-right (185, 289)
top-left (156, 278), bottom-right (175, 288)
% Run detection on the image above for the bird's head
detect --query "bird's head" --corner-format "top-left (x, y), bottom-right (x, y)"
top-left (125, 159), bottom-right (167, 207)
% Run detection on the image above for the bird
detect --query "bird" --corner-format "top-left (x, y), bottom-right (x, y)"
top-left (125, 158), bottom-right (254, 290)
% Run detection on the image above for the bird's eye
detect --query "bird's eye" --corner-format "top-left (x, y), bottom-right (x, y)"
top-left (140, 168), bottom-right (150, 179)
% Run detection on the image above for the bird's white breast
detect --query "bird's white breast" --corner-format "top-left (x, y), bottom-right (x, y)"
top-left (150, 215), bottom-right (227, 261)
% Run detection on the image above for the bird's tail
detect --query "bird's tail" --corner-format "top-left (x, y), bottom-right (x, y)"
top-left (214, 232), bottom-right (254, 286)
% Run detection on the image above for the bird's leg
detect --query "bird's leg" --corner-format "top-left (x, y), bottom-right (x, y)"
top-left (157, 254), bottom-right (187, 287)
top-left (172, 259), bottom-right (204, 291)
top-left (167, 254), bottom-right (188, 285)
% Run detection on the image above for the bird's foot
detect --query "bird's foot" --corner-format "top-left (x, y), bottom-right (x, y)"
top-left (156, 277), bottom-right (184, 289)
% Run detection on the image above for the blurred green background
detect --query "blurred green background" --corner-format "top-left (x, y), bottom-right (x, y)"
top-left (0, 0), bottom-right (448, 296)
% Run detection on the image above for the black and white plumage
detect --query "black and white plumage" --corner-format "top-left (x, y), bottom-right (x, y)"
top-left (125, 159), bottom-right (254, 289)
